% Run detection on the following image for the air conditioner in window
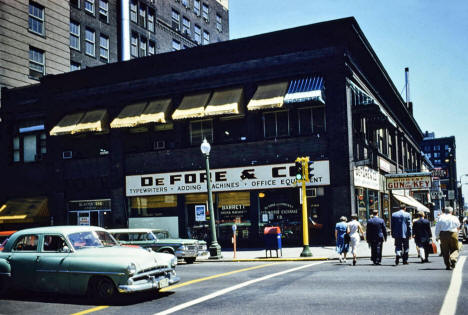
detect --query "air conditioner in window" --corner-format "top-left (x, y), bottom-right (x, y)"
top-left (153, 140), bottom-right (166, 150)
top-left (62, 151), bottom-right (73, 159)
top-left (203, 17), bottom-right (209, 23)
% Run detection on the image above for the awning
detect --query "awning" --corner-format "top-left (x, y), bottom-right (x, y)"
top-left (0, 197), bottom-right (49, 224)
top-left (247, 82), bottom-right (288, 111)
top-left (110, 102), bottom-right (147, 128)
top-left (284, 76), bottom-right (325, 104)
top-left (73, 109), bottom-right (109, 134)
top-left (139, 98), bottom-right (172, 124)
top-left (172, 92), bottom-right (211, 120)
top-left (49, 112), bottom-right (85, 136)
top-left (204, 87), bottom-right (243, 117)
top-left (392, 191), bottom-right (430, 212)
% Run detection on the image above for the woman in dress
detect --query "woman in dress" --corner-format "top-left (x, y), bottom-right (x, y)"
top-left (335, 216), bottom-right (349, 263)
top-left (348, 214), bottom-right (365, 266)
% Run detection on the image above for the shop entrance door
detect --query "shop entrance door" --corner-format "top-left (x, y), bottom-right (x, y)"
top-left (69, 211), bottom-right (105, 227)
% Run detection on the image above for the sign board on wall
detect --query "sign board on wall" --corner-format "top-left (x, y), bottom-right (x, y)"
top-left (385, 173), bottom-right (432, 190)
top-left (126, 161), bottom-right (330, 196)
top-left (354, 166), bottom-right (380, 190)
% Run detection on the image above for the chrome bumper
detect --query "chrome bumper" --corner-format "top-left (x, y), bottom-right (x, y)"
top-left (118, 271), bottom-right (180, 293)
top-left (175, 249), bottom-right (198, 258)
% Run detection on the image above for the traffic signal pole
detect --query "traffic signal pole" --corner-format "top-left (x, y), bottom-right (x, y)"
top-left (296, 157), bottom-right (312, 257)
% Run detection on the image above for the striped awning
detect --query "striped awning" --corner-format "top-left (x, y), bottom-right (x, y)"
top-left (0, 197), bottom-right (49, 224)
top-left (72, 109), bottom-right (109, 134)
top-left (392, 190), bottom-right (430, 212)
top-left (284, 76), bottom-right (325, 104)
top-left (204, 87), bottom-right (243, 117)
top-left (110, 102), bottom-right (148, 128)
top-left (49, 112), bottom-right (85, 136)
top-left (247, 82), bottom-right (288, 111)
top-left (172, 92), bottom-right (211, 120)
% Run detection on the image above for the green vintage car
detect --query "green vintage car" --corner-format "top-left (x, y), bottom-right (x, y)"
top-left (0, 226), bottom-right (179, 300)
top-left (109, 228), bottom-right (199, 264)
top-left (151, 229), bottom-right (209, 257)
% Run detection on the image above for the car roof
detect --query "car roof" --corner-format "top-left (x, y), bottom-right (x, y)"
top-left (107, 228), bottom-right (153, 233)
top-left (12, 225), bottom-right (108, 235)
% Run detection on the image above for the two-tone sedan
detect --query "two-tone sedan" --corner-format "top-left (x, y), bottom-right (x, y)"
top-left (0, 226), bottom-right (179, 300)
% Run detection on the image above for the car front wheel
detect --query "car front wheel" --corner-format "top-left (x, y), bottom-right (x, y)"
top-left (89, 276), bottom-right (117, 301)
top-left (184, 257), bottom-right (196, 264)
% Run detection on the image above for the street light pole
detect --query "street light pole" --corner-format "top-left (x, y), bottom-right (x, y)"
top-left (200, 139), bottom-right (222, 259)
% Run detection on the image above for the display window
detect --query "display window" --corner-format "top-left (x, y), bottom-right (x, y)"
top-left (130, 195), bottom-right (177, 217)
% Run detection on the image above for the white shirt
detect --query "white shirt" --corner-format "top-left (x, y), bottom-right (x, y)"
top-left (435, 213), bottom-right (460, 237)
top-left (347, 220), bottom-right (360, 236)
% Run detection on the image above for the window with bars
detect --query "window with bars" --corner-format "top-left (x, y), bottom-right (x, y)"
top-left (85, 28), bottom-right (95, 56)
top-left (130, 0), bottom-right (137, 22)
top-left (29, 46), bottom-right (45, 80)
top-left (100, 35), bottom-right (109, 62)
top-left (99, 0), bottom-right (108, 22)
top-left (29, 2), bottom-right (44, 35)
top-left (190, 119), bottom-right (213, 145)
top-left (131, 33), bottom-right (138, 57)
top-left (85, 0), bottom-right (94, 14)
top-left (70, 21), bottom-right (80, 50)
top-left (263, 111), bottom-right (290, 138)
top-left (148, 8), bottom-right (155, 32)
top-left (194, 24), bottom-right (201, 44)
top-left (216, 14), bottom-right (222, 32)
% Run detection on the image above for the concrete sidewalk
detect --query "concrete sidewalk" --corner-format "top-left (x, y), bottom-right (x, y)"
top-left (198, 236), bottom-right (440, 262)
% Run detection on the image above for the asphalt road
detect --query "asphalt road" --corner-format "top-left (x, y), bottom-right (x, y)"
top-left (1, 247), bottom-right (467, 315)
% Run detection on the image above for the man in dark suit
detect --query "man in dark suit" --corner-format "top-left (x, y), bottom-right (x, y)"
top-left (391, 204), bottom-right (412, 265)
top-left (366, 209), bottom-right (387, 265)
top-left (412, 211), bottom-right (432, 263)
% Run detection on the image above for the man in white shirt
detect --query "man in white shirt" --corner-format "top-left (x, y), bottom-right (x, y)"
top-left (435, 207), bottom-right (461, 270)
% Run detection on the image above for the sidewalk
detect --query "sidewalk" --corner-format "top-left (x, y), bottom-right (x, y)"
top-left (198, 235), bottom-right (439, 262)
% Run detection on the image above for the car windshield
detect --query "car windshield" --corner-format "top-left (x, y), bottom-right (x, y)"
top-left (68, 231), bottom-right (118, 250)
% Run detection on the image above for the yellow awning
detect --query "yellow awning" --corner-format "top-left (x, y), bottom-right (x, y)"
top-left (49, 112), bottom-right (85, 136)
top-left (72, 109), bottom-right (109, 134)
top-left (247, 82), bottom-right (288, 111)
top-left (0, 197), bottom-right (49, 224)
top-left (204, 87), bottom-right (243, 117)
top-left (172, 92), bottom-right (211, 120)
top-left (110, 102), bottom-right (147, 128)
top-left (139, 98), bottom-right (172, 124)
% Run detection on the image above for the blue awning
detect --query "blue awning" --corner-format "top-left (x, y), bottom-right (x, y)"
top-left (284, 76), bottom-right (325, 104)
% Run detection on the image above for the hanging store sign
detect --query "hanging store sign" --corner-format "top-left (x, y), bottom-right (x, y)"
top-left (126, 161), bottom-right (330, 196)
top-left (354, 166), bottom-right (380, 190)
top-left (385, 173), bottom-right (432, 190)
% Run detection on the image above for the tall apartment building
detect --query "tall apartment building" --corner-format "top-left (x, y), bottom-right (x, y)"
top-left (0, 0), bottom-right (229, 97)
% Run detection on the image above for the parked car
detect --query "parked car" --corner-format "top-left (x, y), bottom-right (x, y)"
top-left (109, 228), bottom-right (199, 264)
top-left (0, 226), bottom-right (179, 300)
top-left (0, 231), bottom-right (16, 251)
top-left (152, 229), bottom-right (209, 257)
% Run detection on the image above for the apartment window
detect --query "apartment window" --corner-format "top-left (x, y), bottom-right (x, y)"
top-left (194, 24), bottom-right (201, 44)
top-left (130, 33), bottom-right (138, 57)
top-left (182, 0), bottom-right (189, 8)
top-left (130, 0), bottom-right (137, 22)
top-left (433, 152), bottom-right (440, 158)
top-left (99, 0), bottom-right (108, 22)
top-left (70, 0), bottom-right (80, 8)
top-left (297, 107), bottom-right (326, 135)
top-left (216, 14), bottom-right (222, 32)
top-left (29, 2), bottom-right (44, 36)
top-left (194, 0), bottom-right (200, 16)
top-left (148, 41), bottom-right (155, 55)
top-left (172, 39), bottom-right (181, 51)
top-left (85, 28), bottom-right (95, 56)
top-left (139, 4), bottom-right (147, 27)
top-left (29, 46), bottom-right (45, 80)
top-left (202, 3), bottom-right (209, 22)
top-left (434, 145), bottom-right (440, 151)
top-left (264, 111), bottom-right (289, 138)
top-left (13, 122), bottom-right (46, 163)
top-left (182, 17), bottom-right (190, 35)
top-left (434, 159), bottom-right (441, 165)
top-left (140, 37), bottom-right (147, 56)
top-left (172, 10), bottom-right (180, 30)
top-left (70, 62), bottom-right (81, 71)
top-left (203, 30), bottom-right (209, 44)
top-left (148, 8), bottom-right (155, 32)
top-left (70, 21), bottom-right (80, 50)
top-left (84, 0), bottom-right (94, 14)
top-left (190, 119), bottom-right (213, 145)
top-left (445, 144), bottom-right (451, 152)
top-left (99, 35), bottom-right (109, 62)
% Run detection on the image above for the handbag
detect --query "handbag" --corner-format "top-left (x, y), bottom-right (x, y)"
top-left (429, 239), bottom-right (437, 254)
top-left (344, 232), bottom-right (350, 244)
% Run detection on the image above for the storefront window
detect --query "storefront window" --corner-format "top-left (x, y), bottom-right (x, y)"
top-left (130, 195), bottom-right (177, 217)
top-left (217, 192), bottom-right (251, 244)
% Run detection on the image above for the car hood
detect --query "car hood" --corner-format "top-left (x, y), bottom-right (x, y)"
top-left (160, 238), bottom-right (198, 245)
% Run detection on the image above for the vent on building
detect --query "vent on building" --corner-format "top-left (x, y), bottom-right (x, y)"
top-left (153, 140), bottom-right (166, 150)
top-left (62, 151), bottom-right (73, 159)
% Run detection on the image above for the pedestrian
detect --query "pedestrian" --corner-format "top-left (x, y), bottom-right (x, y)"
top-left (347, 214), bottom-right (364, 266)
top-left (391, 204), bottom-right (412, 265)
top-left (412, 211), bottom-right (432, 263)
top-left (335, 216), bottom-right (349, 263)
top-left (435, 206), bottom-right (461, 270)
top-left (366, 209), bottom-right (387, 265)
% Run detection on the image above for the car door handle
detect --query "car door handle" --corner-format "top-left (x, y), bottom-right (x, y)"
top-left (36, 256), bottom-right (40, 262)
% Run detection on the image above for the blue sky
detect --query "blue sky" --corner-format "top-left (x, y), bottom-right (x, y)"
top-left (229, 0), bottom-right (468, 202)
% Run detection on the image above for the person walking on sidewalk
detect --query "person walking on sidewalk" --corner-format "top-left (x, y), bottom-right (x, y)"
top-left (435, 206), bottom-right (461, 270)
top-left (366, 210), bottom-right (387, 265)
top-left (391, 204), bottom-right (412, 265)
top-left (412, 211), bottom-right (432, 263)
top-left (348, 214), bottom-right (364, 266)
top-left (335, 216), bottom-right (349, 263)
